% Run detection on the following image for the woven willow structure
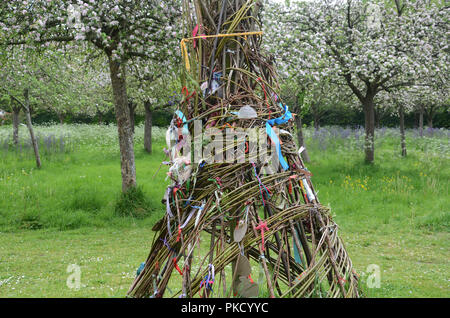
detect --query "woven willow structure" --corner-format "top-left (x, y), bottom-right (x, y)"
top-left (128, 0), bottom-right (360, 298)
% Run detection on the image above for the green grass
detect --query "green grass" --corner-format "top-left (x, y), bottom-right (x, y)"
top-left (0, 228), bottom-right (151, 297)
top-left (0, 124), bottom-right (170, 231)
top-left (0, 124), bottom-right (448, 297)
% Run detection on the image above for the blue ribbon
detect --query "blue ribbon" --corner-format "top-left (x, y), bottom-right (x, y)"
top-left (136, 261), bottom-right (146, 276)
top-left (175, 110), bottom-right (189, 135)
top-left (293, 228), bottom-right (303, 265)
top-left (266, 103), bottom-right (292, 171)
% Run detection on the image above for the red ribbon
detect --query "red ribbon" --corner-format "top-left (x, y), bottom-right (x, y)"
top-left (173, 186), bottom-right (186, 198)
top-left (173, 257), bottom-right (183, 276)
top-left (255, 219), bottom-right (269, 252)
top-left (182, 86), bottom-right (196, 103)
top-left (288, 175), bottom-right (298, 194)
top-left (176, 225), bottom-right (182, 242)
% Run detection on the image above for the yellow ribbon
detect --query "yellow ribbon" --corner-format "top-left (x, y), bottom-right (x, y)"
top-left (180, 31), bottom-right (263, 72)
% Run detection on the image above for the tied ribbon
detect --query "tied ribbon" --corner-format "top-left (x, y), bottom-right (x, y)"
top-left (299, 179), bottom-right (309, 203)
top-left (173, 186), bottom-right (186, 199)
top-left (255, 219), bottom-right (269, 252)
top-left (181, 86), bottom-right (196, 103)
top-left (176, 225), bottom-right (182, 242)
top-left (166, 188), bottom-right (174, 218)
top-left (199, 277), bottom-right (215, 297)
top-left (160, 238), bottom-right (177, 254)
top-left (175, 109), bottom-right (189, 135)
top-left (192, 24), bottom-right (206, 49)
top-left (179, 205), bottom-right (203, 229)
top-left (199, 264), bottom-right (215, 297)
top-left (288, 175), bottom-right (299, 194)
top-left (208, 177), bottom-right (222, 190)
top-left (252, 163), bottom-right (271, 206)
top-left (219, 122), bottom-right (234, 131)
top-left (266, 103), bottom-right (292, 171)
top-left (173, 257), bottom-right (183, 276)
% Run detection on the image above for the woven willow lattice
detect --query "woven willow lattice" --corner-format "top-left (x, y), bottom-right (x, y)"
top-left (128, 0), bottom-right (359, 298)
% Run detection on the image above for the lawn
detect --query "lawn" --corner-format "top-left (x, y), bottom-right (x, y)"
top-left (0, 124), bottom-right (448, 297)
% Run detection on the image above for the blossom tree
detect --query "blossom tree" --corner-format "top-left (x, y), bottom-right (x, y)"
top-left (376, 88), bottom-right (413, 157)
top-left (0, 47), bottom-right (46, 168)
top-left (32, 50), bottom-right (113, 124)
top-left (127, 60), bottom-right (180, 154)
top-left (303, 79), bottom-right (352, 131)
top-left (264, 0), bottom-right (448, 162)
top-left (412, 76), bottom-right (449, 134)
top-left (0, 0), bottom-right (181, 191)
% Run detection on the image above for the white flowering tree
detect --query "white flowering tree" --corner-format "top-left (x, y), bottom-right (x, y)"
top-left (264, 0), bottom-right (448, 163)
top-left (412, 76), bottom-right (449, 133)
top-left (75, 56), bottom-right (114, 124)
top-left (127, 60), bottom-right (180, 153)
top-left (33, 50), bottom-right (113, 124)
top-left (0, 0), bottom-right (181, 191)
top-left (376, 88), bottom-right (413, 156)
top-left (0, 47), bottom-right (47, 168)
top-left (303, 79), bottom-right (352, 131)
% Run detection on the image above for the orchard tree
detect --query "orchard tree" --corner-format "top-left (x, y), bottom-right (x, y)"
top-left (376, 88), bottom-right (413, 157)
top-left (413, 75), bottom-right (449, 133)
top-left (128, 61), bottom-right (180, 154)
top-left (30, 49), bottom-right (103, 124)
top-left (303, 79), bottom-right (351, 131)
top-left (265, 0), bottom-right (448, 163)
top-left (62, 53), bottom-right (114, 123)
top-left (0, 0), bottom-right (181, 191)
top-left (0, 47), bottom-right (45, 168)
top-left (422, 86), bottom-right (449, 130)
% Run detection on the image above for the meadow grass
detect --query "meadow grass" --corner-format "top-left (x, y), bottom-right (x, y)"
top-left (0, 124), bottom-right (448, 297)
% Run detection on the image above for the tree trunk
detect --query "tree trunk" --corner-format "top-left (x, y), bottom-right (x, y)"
top-left (128, 100), bottom-right (136, 134)
top-left (374, 106), bottom-right (384, 128)
top-left (311, 104), bottom-right (320, 131)
top-left (144, 100), bottom-right (153, 154)
top-left (419, 105), bottom-right (424, 137)
top-left (108, 57), bottom-right (137, 192)
top-left (57, 113), bottom-right (65, 125)
top-left (426, 107), bottom-right (434, 129)
top-left (23, 89), bottom-right (41, 169)
top-left (363, 96), bottom-right (375, 163)
top-left (12, 105), bottom-right (20, 145)
top-left (295, 94), bottom-right (310, 163)
top-left (313, 119), bottom-right (320, 131)
top-left (399, 103), bottom-right (407, 157)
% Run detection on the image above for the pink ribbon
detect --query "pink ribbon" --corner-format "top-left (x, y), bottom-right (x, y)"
top-left (255, 219), bottom-right (269, 251)
top-left (192, 24), bottom-right (206, 49)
